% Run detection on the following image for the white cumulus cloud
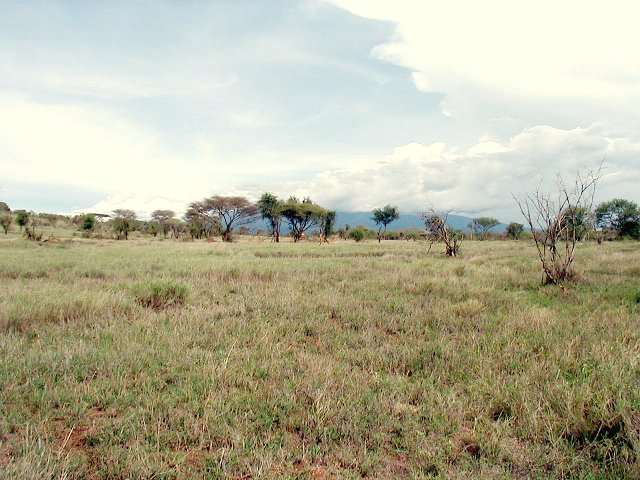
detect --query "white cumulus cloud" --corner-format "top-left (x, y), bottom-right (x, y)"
top-left (255, 123), bottom-right (640, 222)
top-left (327, 0), bottom-right (640, 128)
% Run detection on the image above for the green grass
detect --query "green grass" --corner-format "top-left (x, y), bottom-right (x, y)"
top-left (0, 235), bottom-right (639, 479)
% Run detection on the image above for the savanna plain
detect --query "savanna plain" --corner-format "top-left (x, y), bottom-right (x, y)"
top-left (1, 234), bottom-right (639, 479)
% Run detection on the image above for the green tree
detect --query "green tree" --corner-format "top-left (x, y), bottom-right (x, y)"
top-left (319, 210), bottom-right (336, 243)
top-left (112, 209), bottom-right (137, 240)
top-left (165, 218), bottom-right (185, 239)
top-left (595, 199), bottom-right (639, 239)
top-left (257, 193), bottom-right (283, 242)
top-left (0, 212), bottom-right (13, 234)
top-left (505, 222), bottom-right (524, 240)
top-left (281, 197), bottom-right (326, 242)
top-left (188, 196), bottom-right (258, 242)
top-left (469, 216), bottom-right (500, 239)
top-left (560, 206), bottom-right (593, 241)
top-left (372, 205), bottom-right (400, 242)
top-left (81, 214), bottom-right (96, 237)
top-left (14, 210), bottom-right (29, 233)
top-left (151, 210), bottom-right (176, 238)
top-left (0, 201), bottom-right (10, 212)
top-left (144, 221), bottom-right (160, 237)
top-left (183, 207), bottom-right (215, 239)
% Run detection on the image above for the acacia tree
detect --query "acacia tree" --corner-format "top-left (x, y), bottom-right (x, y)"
top-left (468, 216), bottom-right (500, 240)
top-left (144, 221), bottom-right (160, 237)
top-left (372, 205), bottom-right (400, 242)
top-left (165, 218), bottom-right (185, 239)
top-left (184, 205), bottom-right (216, 239)
top-left (257, 193), bottom-right (283, 242)
top-left (280, 197), bottom-right (326, 242)
top-left (151, 210), bottom-right (176, 238)
top-left (112, 209), bottom-right (137, 240)
top-left (514, 168), bottom-right (601, 284)
top-left (188, 196), bottom-right (258, 242)
top-left (419, 209), bottom-right (462, 257)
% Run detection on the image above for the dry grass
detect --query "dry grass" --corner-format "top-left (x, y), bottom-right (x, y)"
top-left (0, 235), bottom-right (639, 479)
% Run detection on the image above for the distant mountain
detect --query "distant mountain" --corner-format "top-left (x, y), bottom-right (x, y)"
top-left (333, 211), bottom-right (478, 232)
top-left (250, 212), bottom-right (507, 233)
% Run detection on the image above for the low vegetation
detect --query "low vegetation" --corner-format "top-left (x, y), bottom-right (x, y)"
top-left (1, 232), bottom-right (639, 478)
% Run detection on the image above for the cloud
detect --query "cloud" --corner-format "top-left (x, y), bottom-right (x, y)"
top-left (326, 1), bottom-right (640, 128)
top-left (254, 124), bottom-right (640, 221)
top-left (74, 194), bottom-right (189, 219)
top-left (0, 93), bottom-right (300, 215)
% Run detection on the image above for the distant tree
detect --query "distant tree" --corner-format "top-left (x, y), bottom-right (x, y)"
top-left (281, 197), bottom-right (326, 242)
top-left (560, 206), bottom-right (594, 241)
top-left (468, 216), bottom-right (500, 239)
top-left (14, 210), bottom-right (29, 233)
top-left (184, 205), bottom-right (215, 239)
top-left (0, 212), bottom-right (12, 234)
top-left (81, 214), bottom-right (96, 237)
top-left (184, 208), bottom-right (214, 239)
top-left (151, 210), bottom-right (176, 238)
top-left (257, 193), bottom-right (283, 242)
top-left (419, 209), bottom-right (462, 257)
top-left (505, 222), bottom-right (524, 240)
top-left (188, 196), bottom-right (258, 242)
top-left (319, 210), bottom-right (336, 243)
top-left (165, 218), bottom-right (185, 239)
top-left (0, 201), bottom-right (10, 212)
top-left (372, 205), bottom-right (400, 242)
top-left (595, 198), bottom-right (640, 239)
top-left (37, 213), bottom-right (69, 227)
top-left (112, 209), bottom-right (137, 240)
top-left (144, 221), bottom-right (160, 237)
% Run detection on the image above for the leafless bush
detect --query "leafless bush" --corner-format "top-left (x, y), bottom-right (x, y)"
top-left (418, 209), bottom-right (462, 257)
top-left (514, 168), bottom-right (601, 284)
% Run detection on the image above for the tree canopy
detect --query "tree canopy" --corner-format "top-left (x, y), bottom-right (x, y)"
top-left (0, 212), bottom-right (12, 234)
top-left (319, 210), bottom-right (336, 243)
top-left (505, 222), bottom-right (524, 240)
top-left (111, 209), bottom-right (137, 240)
top-left (280, 197), bottom-right (327, 242)
top-left (469, 217), bottom-right (500, 239)
top-left (372, 205), bottom-right (400, 242)
top-left (188, 196), bottom-right (258, 242)
top-left (151, 210), bottom-right (176, 238)
top-left (257, 193), bottom-right (283, 242)
top-left (595, 198), bottom-right (639, 238)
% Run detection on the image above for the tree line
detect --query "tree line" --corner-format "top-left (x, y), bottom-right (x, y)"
top-left (1, 195), bottom-right (638, 245)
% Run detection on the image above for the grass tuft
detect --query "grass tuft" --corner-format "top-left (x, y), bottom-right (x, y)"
top-left (131, 280), bottom-right (188, 311)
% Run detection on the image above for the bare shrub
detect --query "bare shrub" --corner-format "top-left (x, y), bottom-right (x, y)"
top-left (419, 209), bottom-right (462, 256)
top-left (514, 168), bottom-right (601, 284)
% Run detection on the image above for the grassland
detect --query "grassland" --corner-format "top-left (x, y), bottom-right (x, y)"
top-left (0, 233), bottom-right (639, 479)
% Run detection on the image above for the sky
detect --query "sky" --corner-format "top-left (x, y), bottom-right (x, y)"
top-left (1, 0), bottom-right (639, 222)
